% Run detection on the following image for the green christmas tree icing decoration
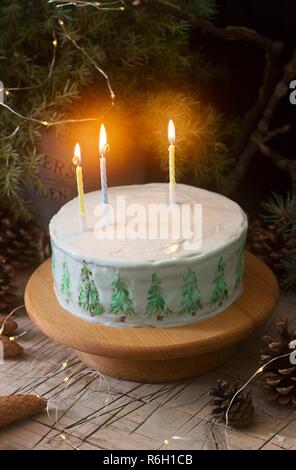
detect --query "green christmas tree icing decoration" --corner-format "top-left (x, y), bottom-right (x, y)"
top-left (210, 257), bottom-right (229, 306)
top-left (61, 260), bottom-right (71, 300)
top-left (78, 261), bottom-right (104, 316)
top-left (180, 268), bottom-right (203, 316)
top-left (235, 250), bottom-right (244, 289)
top-left (146, 273), bottom-right (171, 321)
top-left (110, 274), bottom-right (135, 321)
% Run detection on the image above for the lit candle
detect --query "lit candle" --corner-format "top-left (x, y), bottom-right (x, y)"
top-left (168, 119), bottom-right (176, 204)
top-left (99, 123), bottom-right (109, 205)
top-left (73, 143), bottom-right (87, 232)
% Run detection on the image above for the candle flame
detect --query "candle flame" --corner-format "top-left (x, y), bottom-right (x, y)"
top-left (168, 119), bottom-right (175, 145)
top-left (73, 143), bottom-right (81, 166)
top-left (99, 123), bottom-right (108, 157)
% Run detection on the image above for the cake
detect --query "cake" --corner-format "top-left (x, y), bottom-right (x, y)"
top-left (49, 183), bottom-right (248, 328)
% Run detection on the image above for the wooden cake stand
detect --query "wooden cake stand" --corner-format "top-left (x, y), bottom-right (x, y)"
top-left (25, 252), bottom-right (279, 383)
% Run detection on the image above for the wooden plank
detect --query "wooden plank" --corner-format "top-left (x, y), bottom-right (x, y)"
top-left (0, 284), bottom-right (294, 450)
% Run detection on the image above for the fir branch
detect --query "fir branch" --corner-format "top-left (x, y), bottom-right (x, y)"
top-left (249, 192), bottom-right (296, 291)
top-left (127, 1), bottom-right (286, 196)
top-left (141, 91), bottom-right (234, 185)
top-left (0, 0), bottom-right (248, 216)
top-left (261, 192), bottom-right (296, 232)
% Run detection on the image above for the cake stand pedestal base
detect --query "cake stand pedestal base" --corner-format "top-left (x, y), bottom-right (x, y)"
top-left (75, 345), bottom-right (236, 383)
top-left (25, 252), bottom-right (279, 383)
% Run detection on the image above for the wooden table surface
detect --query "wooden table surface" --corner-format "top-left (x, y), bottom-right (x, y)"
top-left (0, 269), bottom-right (295, 450)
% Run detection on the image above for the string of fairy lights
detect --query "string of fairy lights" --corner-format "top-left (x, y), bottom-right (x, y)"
top-left (58, 18), bottom-right (116, 103)
top-left (0, 31), bottom-right (58, 141)
top-left (223, 351), bottom-right (295, 450)
top-left (0, 305), bottom-right (27, 340)
top-left (1, 0), bottom-right (295, 451)
top-left (0, 310), bottom-right (113, 449)
top-left (0, 0), bottom-right (121, 450)
top-left (48, 0), bottom-right (126, 11)
top-left (21, 360), bottom-right (112, 449)
top-left (1, 305), bottom-right (296, 450)
top-left (0, 0), bottom-right (123, 142)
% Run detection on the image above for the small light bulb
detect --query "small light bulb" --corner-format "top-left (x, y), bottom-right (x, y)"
top-left (257, 366), bottom-right (264, 374)
top-left (60, 434), bottom-right (66, 441)
top-left (42, 121), bottom-right (49, 126)
top-left (4, 90), bottom-right (10, 96)
top-left (64, 377), bottom-right (69, 383)
top-left (59, 19), bottom-right (64, 26)
top-left (164, 439), bottom-right (170, 446)
top-left (36, 394), bottom-right (41, 399)
top-left (9, 336), bottom-right (15, 341)
top-left (53, 39), bottom-right (58, 47)
top-left (62, 362), bottom-right (68, 369)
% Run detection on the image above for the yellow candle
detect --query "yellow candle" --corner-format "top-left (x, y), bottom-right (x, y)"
top-left (73, 143), bottom-right (85, 215)
top-left (76, 166), bottom-right (85, 214)
top-left (168, 119), bottom-right (176, 184)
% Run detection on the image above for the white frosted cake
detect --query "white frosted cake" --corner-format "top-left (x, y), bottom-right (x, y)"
top-left (49, 183), bottom-right (248, 328)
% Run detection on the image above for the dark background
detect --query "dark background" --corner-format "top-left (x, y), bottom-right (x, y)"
top-left (196, 0), bottom-right (296, 216)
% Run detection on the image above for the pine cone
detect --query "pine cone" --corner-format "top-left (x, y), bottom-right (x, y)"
top-left (0, 395), bottom-right (47, 428)
top-left (209, 380), bottom-right (255, 428)
top-left (248, 218), bottom-right (296, 281)
top-left (260, 319), bottom-right (296, 406)
top-left (0, 256), bottom-right (17, 312)
top-left (0, 314), bottom-right (18, 336)
top-left (0, 336), bottom-right (23, 358)
top-left (0, 210), bottom-right (50, 270)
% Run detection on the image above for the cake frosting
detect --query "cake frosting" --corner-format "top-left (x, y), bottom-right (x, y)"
top-left (49, 183), bottom-right (248, 327)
